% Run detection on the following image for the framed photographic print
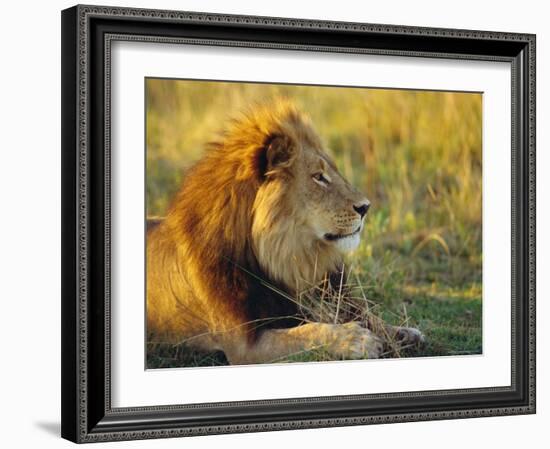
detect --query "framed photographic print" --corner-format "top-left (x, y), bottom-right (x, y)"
top-left (61, 4), bottom-right (536, 443)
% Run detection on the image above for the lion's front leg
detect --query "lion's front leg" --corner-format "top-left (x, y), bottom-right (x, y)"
top-left (223, 322), bottom-right (383, 365)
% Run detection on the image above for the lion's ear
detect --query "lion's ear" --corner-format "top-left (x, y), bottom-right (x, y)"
top-left (265, 134), bottom-right (296, 173)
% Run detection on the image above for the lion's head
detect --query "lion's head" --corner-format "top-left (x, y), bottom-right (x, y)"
top-left (246, 101), bottom-right (370, 291)
top-left (165, 100), bottom-right (370, 297)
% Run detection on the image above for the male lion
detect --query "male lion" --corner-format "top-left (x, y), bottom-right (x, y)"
top-left (147, 100), bottom-right (423, 365)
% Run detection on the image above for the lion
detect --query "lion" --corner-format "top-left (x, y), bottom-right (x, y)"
top-left (147, 100), bottom-right (423, 365)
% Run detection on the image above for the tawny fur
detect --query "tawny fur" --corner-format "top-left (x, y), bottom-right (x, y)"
top-left (147, 100), bottom-right (384, 364)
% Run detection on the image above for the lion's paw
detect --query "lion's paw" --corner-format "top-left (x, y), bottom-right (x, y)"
top-left (328, 322), bottom-right (384, 360)
top-left (387, 325), bottom-right (425, 346)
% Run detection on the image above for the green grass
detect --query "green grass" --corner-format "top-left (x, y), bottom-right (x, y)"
top-left (145, 79), bottom-right (482, 368)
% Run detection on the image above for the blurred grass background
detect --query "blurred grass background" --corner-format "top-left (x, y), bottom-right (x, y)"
top-left (146, 79), bottom-right (482, 367)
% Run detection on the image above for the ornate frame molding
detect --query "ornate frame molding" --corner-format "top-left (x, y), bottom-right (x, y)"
top-left (61, 4), bottom-right (536, 443)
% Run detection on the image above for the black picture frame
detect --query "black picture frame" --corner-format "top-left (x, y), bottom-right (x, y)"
top-left (61, 4), bottom-right (536, 443)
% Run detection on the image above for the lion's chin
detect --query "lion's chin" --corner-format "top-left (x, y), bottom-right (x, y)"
top-left (332, 232), bottom-right (361, 253)
top-left (323, 226), bottom-right (362, 253)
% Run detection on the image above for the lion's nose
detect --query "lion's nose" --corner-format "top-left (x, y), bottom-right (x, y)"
top-left (353, 203), bottom-right (370, 218)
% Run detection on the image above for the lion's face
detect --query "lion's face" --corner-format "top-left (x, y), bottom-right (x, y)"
top-left (295, 146), bottom-right (370, 253)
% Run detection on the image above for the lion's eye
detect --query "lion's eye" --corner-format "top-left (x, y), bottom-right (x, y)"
top-left (312, 172), bottom-right (330, 186)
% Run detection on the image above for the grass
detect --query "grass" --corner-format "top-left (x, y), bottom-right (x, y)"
top-left (145, 79), bottom-right (482, 368)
